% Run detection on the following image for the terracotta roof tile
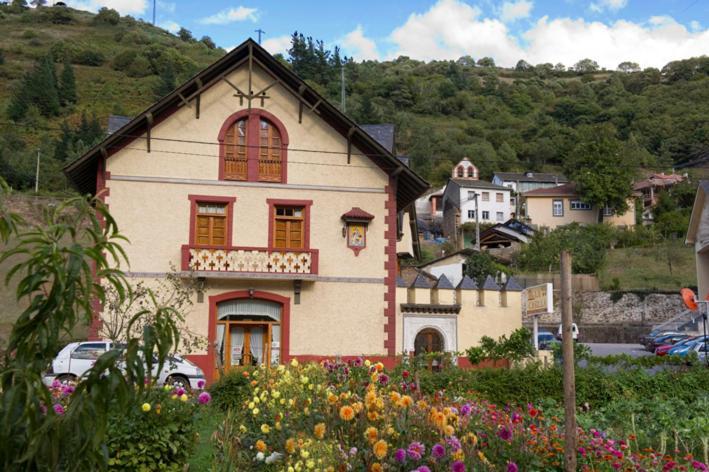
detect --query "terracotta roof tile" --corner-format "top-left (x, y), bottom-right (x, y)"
top-left (341, 207), bottom-right (375, 221)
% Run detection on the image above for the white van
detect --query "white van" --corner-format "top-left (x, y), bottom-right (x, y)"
top-left (44, 341), bottom-right (206, 390)
top-left (557, 323), bottom-right (579, 341)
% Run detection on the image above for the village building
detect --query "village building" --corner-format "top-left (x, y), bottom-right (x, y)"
top-left (479, 219), bottom-right (535, 261)
top-left (63, 40), bottom-right (522, 379)
top-left (687, 180), bottom-right (709, 299)
top-left (633, 172), bottom-right (686, 224)
top-left (522, 182), bottom-right (636, 230)
top-left (492, 171), bottom-right (567, 216)
top-left (442, 158), bottom-right (513, 241)
top-left (415, 186), bottom-right (445, 239)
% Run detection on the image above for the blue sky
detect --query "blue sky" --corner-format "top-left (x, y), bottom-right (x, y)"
top-left (67, 0), bottom-right (709, 68)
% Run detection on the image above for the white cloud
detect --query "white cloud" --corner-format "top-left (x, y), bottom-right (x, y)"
top-left (388, 0), bottom-right (523, 63)
top-left (66, 0), bottom-right (146, 15)
top-left (382, 0), bottom-right (709, 69)
top-left (262, 35), bottom-right (291, 56)
top-left (589, 0), bottom-right (628, 13)
top-left (341, 25), bottom-right (380, 61)
top-left (690, 20), bottom-right (701, 32)
top-left (198, 6), bottom-right (258, 25)
top-left (499, 0), bottom-right (533, 23)
top-left (158, 20), bottom-right (180, 33)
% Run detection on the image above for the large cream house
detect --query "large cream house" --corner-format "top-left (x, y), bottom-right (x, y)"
top-left (687, 181), bottom-right (709, 298)
top-left (523, 182), bottom-right (636, 229)
top-left (64, 40), bottom-right (522, 381)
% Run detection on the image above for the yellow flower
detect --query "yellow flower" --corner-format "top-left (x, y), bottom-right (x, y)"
top-left (239, 425), bottom-right (247, 433)
top-left (327, 393), bottom-right (338, 405)
top-left (371, 463), bottom-right (383, 472)
top-left (261, 424), bottom-right (271, 434)
top-left (141, 403), bottom-right (151, 412)
top-left (367, 410), bottom-right (379, 421)
top-left (275, 422), bottom-right (282, 430)
top-left (364, 359), bottom-right (371, 367)
top-left (353, 402), bottom-right (364, 413)
top-left (453, 448), bottom-right (465, 461)
top-left (389, 391), bottom-right (401, 403)
top-left (256, 440), bottom-right (267, 452)
top-left (444, 425), bottom-right (455, 437)
top-left (478, 450), bottom-right (490, 465)
top-left (364, 426), bottom-right (378, 444)
top-left (248, 402), bottom-right (255, 409)
top-left (373, 439), bottom-right (388, 460)
top-left (313, 422), bottom-right (326, 439)
top-left (285, 438), bottom-right (296, 454)
top-left (339, 405), bottom-right (355, 421)
top-left (180, 393), bottom-right (188, 402)
top-left (290, 358), bottom-right (299, 367)
top-left (399, 395), bottom-right (413, 408)
top-left (467, 433), bottom-right (478, 446)
top-left (374, 362), bottom-right (384, 372)
top-left (300, 376), bottom-right (309, 384)
top-left (252, 407), bottom-right (260, 415)
top-left (300, 449), bottom-right (310, 459)
top-left (306, 459), bottom-right (315, 469)
top-left (272, 391), bottom-right (281, 399)
top-left (370, 372), bottom-right (378, 383)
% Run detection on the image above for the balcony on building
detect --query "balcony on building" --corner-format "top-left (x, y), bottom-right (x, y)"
top-left (181, 244), bottom-right (319, 280)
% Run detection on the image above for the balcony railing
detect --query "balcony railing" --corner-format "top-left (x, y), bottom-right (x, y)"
top-left (181, 245), bottom-right (319, 275)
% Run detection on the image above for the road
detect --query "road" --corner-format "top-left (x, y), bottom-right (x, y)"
top-left (585, 343), bottom-right (650, 357)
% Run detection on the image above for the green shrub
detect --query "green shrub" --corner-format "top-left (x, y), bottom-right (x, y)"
top-left (209, 368), bottom-right (252, 411)
top-left (106, 387), bottom-right (202, 471)
top-left (126, 54), bottom-right (152, 77)
top-left (112, 50), bottom-right (136, 70)
top-left (465, 328), bottom-right (535, 364)
top-left (74, 49), bottom-right (105, 66)
top-left (94, 7), bottom-right (120, 25)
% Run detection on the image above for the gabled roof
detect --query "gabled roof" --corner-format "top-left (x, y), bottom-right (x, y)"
top-left (482, 275), bottom-right (500, 291)
top-left (523, 182), bottom-right (578, 197)
top-left (494, 172), bottom-right (567, 184)
top-left (418, 248), bottom-right (478, 269)
top-left (361, 124), bottom-right (395, 153)
top-left (396, 276), bottom-right (408, 288)
top-left (341, 207), bottom-right (375, 221)
top-left (411, 273), bottom-right (435, 289)
top-left (633, 173), bottom-right (685, 191)
top-left (107, 115), bottom-right (131, 135)
top-left (448, 179), bottom-right (510, 191)
top-left (457, 275), bottom-right (478, 290)
top-left (63, 39), bottom-right (428, 211)
top-left (435, 274), bottom-right (454, 289)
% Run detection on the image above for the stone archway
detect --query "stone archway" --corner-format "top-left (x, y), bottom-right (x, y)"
top-left (414, 327), bottom-right (444, 355)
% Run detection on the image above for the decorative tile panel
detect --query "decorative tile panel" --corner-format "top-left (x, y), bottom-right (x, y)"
top-left (185, 246), bottom-right (316, 274)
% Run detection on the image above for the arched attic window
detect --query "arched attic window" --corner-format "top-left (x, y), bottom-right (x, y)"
top-left (456, 166), bottom-right (464, 178)
top-left (218, 109), bottom-right (289, 183)
top-left (467, 167), bottom-right (476, 178)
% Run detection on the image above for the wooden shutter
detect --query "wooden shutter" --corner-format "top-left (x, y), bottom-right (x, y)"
top-left (195, 203), bottom-right (227, 246)
top-left (224, 120), bottom-right (248, 180)
top-left (258, 119), bottom-right (282, 182)
top-left (273, 207), bottom-right (304, 250)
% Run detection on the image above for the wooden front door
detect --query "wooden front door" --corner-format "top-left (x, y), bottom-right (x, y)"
top-left (414, 328), bottom-right (444, 355)
top-left (218, 322), bottom-right (273, 370)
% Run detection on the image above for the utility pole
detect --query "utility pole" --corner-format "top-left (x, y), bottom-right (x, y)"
top-left (152, 0), bottom-right (156, 25)
top-left (474, 192), bottom-right (480, 250)
top-left (560, 250), bottom-right (576, 472)
top-left (255, 29), bottom-right (265, 44)
top-left (34, 149), bottom-right (40, 193)
top-left (341, 63), bottom-right (346, 112)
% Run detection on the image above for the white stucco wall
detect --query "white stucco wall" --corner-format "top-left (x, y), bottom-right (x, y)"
top-left (459, 187), bottom-right (512, 224)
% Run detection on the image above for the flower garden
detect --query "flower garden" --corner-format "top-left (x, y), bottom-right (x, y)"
top-left (209, 359), bottom-right (709, 471)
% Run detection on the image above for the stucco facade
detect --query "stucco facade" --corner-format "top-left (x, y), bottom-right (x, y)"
top-left (687, 181), bottom-right (709, 299)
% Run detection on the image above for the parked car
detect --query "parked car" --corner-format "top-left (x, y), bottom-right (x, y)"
top-left (536, 331), bottom-right (557, 350)
top-left (556, 323), bottom-right (579, 341)
top-left (44, 341), bottom-right (206, 390)
top-left (642, 330), bottom-right (683, 349)
top-left (655, 335), bottom-right (695, 356)
top-left (668, 336), bottom-right (709, 357)
top-left (687, 341), bottom-right (709, 362)
top-left (649, 334), bottom-right (690, 353)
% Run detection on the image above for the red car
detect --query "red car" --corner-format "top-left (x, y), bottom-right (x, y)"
top-left (654, 335), bottom-right (692, 356)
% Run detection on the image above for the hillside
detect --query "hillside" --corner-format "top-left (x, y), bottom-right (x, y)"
top-left (0, 5), bottom-right (708, 192)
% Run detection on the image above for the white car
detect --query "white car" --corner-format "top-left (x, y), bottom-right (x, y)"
top-left (557, 323), bottom-right (579, 341)
top-left (44, 341), bottom-right (206, 390)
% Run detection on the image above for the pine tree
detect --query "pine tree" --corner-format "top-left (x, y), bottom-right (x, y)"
top-left (53, 121), bottom-right (72, 161)
top-left (58, 59), bottom-right (77, 106)
top-left (31, 55), bottom-right (60, 117)
top-left (154, 63), bottom-right (176, 100)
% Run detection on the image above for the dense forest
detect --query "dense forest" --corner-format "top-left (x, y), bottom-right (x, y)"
top-left (0, 4), bottom-right (708, 194)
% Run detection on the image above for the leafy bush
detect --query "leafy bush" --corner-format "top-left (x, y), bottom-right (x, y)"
top-left (209, 368), bottom-right (252, 411)
top-left (112, 50), bottom-right (136, 71)
top-left (94, 7), bottom-right (120, 25)
top-left (466, 328), bottom-right (535, 364)
top-left (106, 386), bottom-right (208, 470)
top-left (74, 49), bottom-right (105, 66)
top-left (126, 55), bottom-right (152, 77)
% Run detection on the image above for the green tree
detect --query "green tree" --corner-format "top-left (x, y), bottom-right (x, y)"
top-left (617, 61), bottom-right (640, 73)
top-left (58, 59), bottom-right (77, 106)
top-left (94, 6), bottom-right (120, 24)
top-left (477, 57), bottom-right (496, 67)
top-left (574, 58), bottom-right (600, 73)
top-left (7, 54), bottom-right (60, 120)
top-left (177, 27), bottom-right (193, 42)
top-left (154, 62), bottom-right (176, 99)
top-left (464, 252), bottom-right (509, 286)
top-left (200, 35), bottom-right (216, 49)
top-left (566, 124), bottom-right (636, 222)
top-left (0, 188), bottom-right (180, 469)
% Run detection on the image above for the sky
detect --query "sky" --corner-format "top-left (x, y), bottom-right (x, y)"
top-left (65, 0), bottom-right (709, 69)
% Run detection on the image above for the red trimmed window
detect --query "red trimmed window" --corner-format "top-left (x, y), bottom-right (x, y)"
top-left (218, 109), bottom-right (289, 183)
top-left (267, 199), bottom-right (312, 251)
top-left (188, 195), bottom-right (236, 247)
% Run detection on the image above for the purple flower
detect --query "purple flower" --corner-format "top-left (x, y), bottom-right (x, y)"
top-left (53, 404), bottom-right (65, 415)
top-left (446, 436), bottom-right (461, 451)
top-left (407, 441), bottom-right (425, 460)
top-left (451, 461), bottom-right (466, 472)
top-left (431, 443), bottom-right (445, 459)
top-left (507, 462), bottom-right (519, 472)
top-left (197, 379), bottom-right (205, 389)
top-left (395, 448), bottom-right (406, 463)
top-left (416, 467), bottom-right (431, 472)
top-left (692, 461), bottom-right (708, 471)
top-left (51, 379), bottom-right (61, 388)
top-left (498, 426), bottom-right (512, 441)
top-left (175, 387), bottom-right (185, 396)
top-left (378, 374), bottom-right (389, 386)
top-left (349, 447), bottom-right (357, 456)
top-left (460, 403), bottom-right (472, 416)
top-left (198, 391), bottom-right (211, 405)
top-left (61, 385), bottom-right (75, 396)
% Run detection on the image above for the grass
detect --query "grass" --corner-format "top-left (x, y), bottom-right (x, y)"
top-left (188, 407), bottom-right (224, 470)
top-left (598, 240), bottom-right (696, 291)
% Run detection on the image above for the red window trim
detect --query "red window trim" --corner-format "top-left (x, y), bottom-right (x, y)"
top-left (188, 194), bottom-right (237, 247)
top-left (266, 198), bottom-right (313, 250)
top-left (217, 108), bottom-right (290, 183)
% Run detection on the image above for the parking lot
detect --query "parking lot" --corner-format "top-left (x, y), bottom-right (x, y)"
top-left (585, 343), bottom-right (651, 357)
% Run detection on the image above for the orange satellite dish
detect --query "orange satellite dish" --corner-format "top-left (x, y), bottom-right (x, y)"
top-left (681, 288), bottom-right (698, 311)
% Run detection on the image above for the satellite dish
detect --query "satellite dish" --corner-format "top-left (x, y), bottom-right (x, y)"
top-left (680, 288), bottom-right (698, 311)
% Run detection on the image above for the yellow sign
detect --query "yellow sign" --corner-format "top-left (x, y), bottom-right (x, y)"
top-left (525, 283), bottom-right (553, 316)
